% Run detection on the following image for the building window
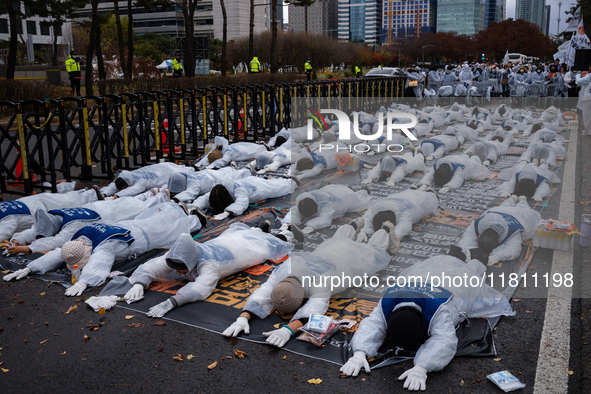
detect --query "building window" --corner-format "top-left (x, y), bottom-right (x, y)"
top-left (40, 23), bottom-right (50, 36)
top-left (0, 19), bottom-right (8, 34)
top-left (26, 20), bottom-right (36, 35)
top-left (54, 24), bottom-right (61, 36)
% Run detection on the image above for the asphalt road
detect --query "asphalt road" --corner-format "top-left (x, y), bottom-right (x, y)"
top-left (0, 102), bottom-right (589, 394)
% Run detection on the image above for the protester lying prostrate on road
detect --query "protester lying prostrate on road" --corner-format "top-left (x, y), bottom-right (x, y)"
top-left (101, 162), bottom-right (192, 198)
top-left (456, 196), bottom-right (541, 266)
top-left (290, 184), bottom-right (371, 233)
top-left (484, 129), bottom-right (515, 146)
top-left (195, 136), bottom-right (268, 169)
top-left (340, 255), bottom-right (515, 392)
top-left (3, 203), bottom-right (202, 293)
top-left (362, 152), bottom-right (425, 187)
top-left (417, 135), bottom-right (459, 161)
top-left (463, 140), bottom-right (509, 166)
top-left (417, 155), bottom-right (491, 194)
top-left (123, 223), bottom-right (291, 318)
top-left (518, 141), bottom-right (566, 167)
top-left (291, 144), bottom-right (348, 181)
top-left (497, 162), bottom-right (560, 201)
top-left (6, 189), bottom-right (170, 256)
top-left (222, 219), bottom-right (400, 347)
top-left (357, 189), bottom-right (439, 242)
top-left (267, 127), bottom-right (291, 148)
top-left (190, 176), bottom-right (295, 220)
top-left (0, 187), bottom-right (100, 242)
top-left (442, 124), bottom-right (479, 145)
top-left (527, 129), bottom-right (565, 145)
top-left (167, 167), bottom-right (251, 203)
top-left (249, 138), bottom-right (292, 174)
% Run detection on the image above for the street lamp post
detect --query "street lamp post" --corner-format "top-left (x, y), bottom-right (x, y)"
top-left (422, 45), bottom-right (434, 67)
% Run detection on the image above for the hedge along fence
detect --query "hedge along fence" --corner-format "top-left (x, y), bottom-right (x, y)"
top-left (0, 76), bottom-right (406, 197)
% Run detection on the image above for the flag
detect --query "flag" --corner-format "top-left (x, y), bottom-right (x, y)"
top-left (566, 16), bottom-right (591, 67)
top-left (503, 50), bottom-right (509, 64)
top-left (565, 7), bottom-right (581, 33)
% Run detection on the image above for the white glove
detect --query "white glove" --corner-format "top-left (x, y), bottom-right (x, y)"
top-left (206, 164), bottom-right (216, 169)
top-left (104, 196), bottom-right (116, 201)
top-left (213, 212), bottom-right (230, 221)
top-left (520, 160), bottom-right (529, 165)
top-left (464, 250), bottom-right (471, 263)
top-left (279, 223), bottom-right (289, 232)
top-left (533, 194), bottom-right (543, 201)
top-left (3, 267), bottom-right (31, 281)
top-left (398, 365), bottom-right (428, 391)
top-left (385, 179), bottom-right (397, 187)
top-left (124, 283), bottom-right (145, 303)
top-left (85, 295), bottom-right (119, 312)
top-left (418, 184), bottom-right (428, 191)
top-left (499, 191), bottom-right (511, 198)
top-left (439, 186), bottom-right (450, 194)
top-left (65, 281), bottom-right (87, 296)
top-left (483, 160), bottom-right (491, 166)
top-left (488, 255), bottom-right (500, 266)
top-left (361, 177), bottom-right (374, 185)
top-left (302, 226), bottom-right (314, 235)
top-left (263, 326), bottom-right (292, 347)
top-left (356, 232), bottom-right (368, 243)
top-left (426, 155), bottom-right (434, 161)
top-left (257, 168), bottom-right (269, 175)
top-left (222, 316), bottom-right (250, 337)
top-left (340, 351), bottom-right (371, 377)
top-left (147, 299), bottom-right (175, 318)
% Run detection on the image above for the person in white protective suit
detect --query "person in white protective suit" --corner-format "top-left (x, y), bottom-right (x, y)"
top-left (417, 155), bottom-right (491, 194)
top-left (576, 67), bottom-right (591, 136)
top-left (340, 255), bottom-right (515, 391)
top-left (463, 140), bottom-right (509, 166)
top-left (195, 136), bottom-right (268, 169)
top-left (456, 197), bottom-right (541, 266)
top-left (284, 125), bottom-right (321, 144)
top-left (530, 66), bottom-right (546, 84)
top-left (440, 65), bottom-right (458, 84)
top-left (190, 176), bottom-right (295, 220)
top-left (405, 66), bottom-right (424, 98)
top-left (249, 138), bottom-right (292, 174)
top-left (455, 65), bottom-right (473, 96)
top-left (4, 189), bottom-right (171, 257)
top-left (527, 129), bottom-right (565, 145)
top-left (416, 135), bottom-right (459, 161)
top-left (484, 129), bottom-right (515, 146)
top-left (356, 189), bottom-right (439, 243)
top-left (362, 152), bottom-right (425, 187)
top-left (122, 223), bottom-right (291, 318)
top-left (291, 145), bottom-right (347, 181)
top-left (442, 124), bottom-right (479, 145)
top-left (518, 141), bottom-right (566, 167)
top-left (222, 218), bottom-right (401, 346)
top-left (167, 167), bottom-right (251, 203)
top-left (497, 163), bottom-right (560, 201)
top-left (2, 203), bottom-right (201, 294)
top-left (100, 162), bottom-right (192, 198)
top-left (290, 184), bottom-right (371, 233)
top-left (267, 127), bottom-right (291, 148)
top-left (0, 188), bottom-right (100, 243)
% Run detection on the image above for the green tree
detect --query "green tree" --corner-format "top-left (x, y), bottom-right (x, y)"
top-left (135, 32), bottom-right (171, 64)
top-left (30, 0), bottom-right (87, 66)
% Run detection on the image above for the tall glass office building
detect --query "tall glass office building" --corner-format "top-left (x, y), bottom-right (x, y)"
top-left (437, 0), bottom-right (486, 35)
top-left (515, 0), bottom-right (546, 31)
top-left (380, 0), bottom-right (437, 42)
top-left (338, 0), bottom-right (382, 44)
top-left (484, 0), bottom-right (506, 29)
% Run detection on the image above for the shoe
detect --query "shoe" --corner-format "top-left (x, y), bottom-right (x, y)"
top-left (511, 195), bottom-right (519, 204)
top-left (91, 185), bottom-right (104, 201)
top-left (540, 158), bottom-right (547, 165)
top-left (259, 220), bottom-right (272, 233)
top-left (288, 224), bottom-right (305, 243)
top-left (381, 221), bottom-right (401, 255)
top-left (519, 195), bottom-right (527, 203)
top-left (532, 158), bottom-right (540, 166)
top-left (230, 161), bottom-right (238, 170)
top-left (349, 217), bottom-right (365, 236)
top-left (409, 183), bottom-right (418, 190)
top-left (291, 175), bottom-right (301, 187)
top-left (162, 188), bottom-right (171, 202)
top-left (246, 162), bottom-right (257, 176)
top-left (189, 207), bottom-right (208, 228)
top-left (178, 202), bottom-right (190, 215)
top-left (149, 188), bottom-right (159, 196)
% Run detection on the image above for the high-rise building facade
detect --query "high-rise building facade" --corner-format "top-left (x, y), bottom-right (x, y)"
top-left (542, 4), bottom-right (551, 36)
top-left (515, 0), bottom-right (546, 31)
top-left (289, 0), bottom-right (338, 38)
top-left (338, 0), bottom-right (382, 44)
top-left (212, 0), bottom-right (269, 41)
top-left (380, 0), bottom-right (437, 43)
top-left (484, 0), bottom-right (506, 29)
top-left (437, 0), bottom-right (486, 35)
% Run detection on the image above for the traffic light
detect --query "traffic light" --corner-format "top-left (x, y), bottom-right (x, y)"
top-left (481, 53), bottom-right (485, 61)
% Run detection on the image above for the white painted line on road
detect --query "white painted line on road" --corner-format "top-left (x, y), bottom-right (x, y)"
top-left (533, 127), bottom-right (577, 393)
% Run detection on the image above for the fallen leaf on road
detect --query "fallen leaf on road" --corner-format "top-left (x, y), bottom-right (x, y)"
top-left (40, 292), bottom-right (45, 296)
top-left (207, 361), bottom-right (217, 370)
top-left (153, 320), bottom-right (166, 326)
top-left (1, 368), bottom-right (8, 373)
top-left (566, 369), bottom-right (574, 375)
top-left (65, 306), bottom-right (78, 314)
top-left (83, 335), bottom-right (90, 342)
top-left (546, 343), bottom-right (552, 347)
top-left (512, 299), bottom-right (521, 302)
top-left (494, 358), bottom-right (502, 362)
top-left (362, 378), bottom-right (366, 381)
top-left (127, 323), bottom-right (141, 328)
top-left (525, 310), bottom-right (533, 313)
top-left (44, 322), bottom-right (49, 326)
top-left (282, 356), bottom-right (286, 360)
top-left (61, 351), bottom-right (66, 355)
top-left (339, 373), bottom-right (349, 379)
top-left (98, 307), bottom-right (106, 315)
top-left (187, 355), bottom-right (195, 360)
top-left (308, 378), bottom-right (322, 385)
top-left (173, 353), bottom-right (183, 361)
top-left (234, 349), bottom-right (248, 359)
top-left (125, 315), bottom-right (135, 320)
top-left (40, 339), bottom-right (48, 345)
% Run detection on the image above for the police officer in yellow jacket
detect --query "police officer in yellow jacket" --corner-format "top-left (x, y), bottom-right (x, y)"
top-left (65, 52), bottom-right (81, 96)
top-left (355, 65), bottom-right (362, 78)
top-left (305, 59), bottom-right (312, 81)
top-left (250, 57), bottom-right (261, 73)
top-left (172, 54), bottom-right (183, 78)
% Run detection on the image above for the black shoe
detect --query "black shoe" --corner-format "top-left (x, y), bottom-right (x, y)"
top-left (259, 219), bottom-right (272, 233)
top-left (288, 224), bottom-right (305, 243)
top-left (292, 176), bottom-right (301, 187)
top-left (91, 185), bottom-right (104, 201)
top-left (190, 207), bottom-right (208, 228)
top-left (178, 202), bottom-right (190, 215)
top-left (276, 234), bottom-right (288, 242)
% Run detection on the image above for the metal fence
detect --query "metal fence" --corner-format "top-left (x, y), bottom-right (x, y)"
top-left (0, 77), bottom-right (406, 196)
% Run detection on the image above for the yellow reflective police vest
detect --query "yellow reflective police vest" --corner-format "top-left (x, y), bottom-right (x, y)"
top-left (65, 56), bottom-right (80, 72)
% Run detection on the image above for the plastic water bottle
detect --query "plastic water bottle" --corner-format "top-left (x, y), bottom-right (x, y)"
top-left (71, 264), bottom-right (80, 284)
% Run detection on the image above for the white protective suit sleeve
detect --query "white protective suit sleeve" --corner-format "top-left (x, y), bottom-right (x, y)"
top-left (350, 299), bottom-right (388, 357)
top-left (170, 261), bottom-right (222, 306)
top-left (78, 241), bottom-right (130, 287)
top-left (26, 248), bottom-right (65, 274)
top-left (28, 223), bottom-right (88, 254)
top-left (0, 216), bottom-right (32, 242)
top-left (418, 168), bottom-right (435, 186)
top-left (497, 177), bottom-right (517, 195)
top-left (457, 221), bottom-right (478, 256)
top-left (297, 164), bottom-right (325, 180)
top-left (444, 167), bottom-right (466, 190)
top-left (128, 254), bottom-right (174, 288)
top-left (413, 303), bottom-right (458, 372)
top-left (534, 182), bottom-right (551, 199)
top-left (388, 165), bottom-right (409, 184)
top-left (490, 233), bottom-right (524, 262)
top-left (303, 206), bottom-right (337, 231)
top-left (209, 153), bottom-right (233, 169)
top-left (242, 260), bottom-right (291, 319)
top-left (10, 227), bottom-right (36, 246)
top-left (365, 165), bottom-right (381, 182)
top-left (100, 182), bottom-right (119, 197)
top-left (223, 188), bottom-right (251, 216)
top-left (431, 146), bottom-right (446, 161)
top-left (291, 291), bottom-right (331, 322)
top-left (191, 192), bottom-right (211, 210)
top-left (174, 183), bottom-right (204, 203)
top-left (115, 180), bottom-right (149, 198)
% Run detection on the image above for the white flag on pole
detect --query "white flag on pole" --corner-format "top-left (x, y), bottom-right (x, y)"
top-left (565, 7), bottom-right (581, 33)
top-left (503, 50), bottom-right (509, 64)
